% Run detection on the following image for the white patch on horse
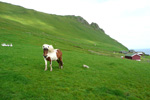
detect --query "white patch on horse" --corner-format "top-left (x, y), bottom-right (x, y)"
top-left (46, 49), bottom-right (58, 61)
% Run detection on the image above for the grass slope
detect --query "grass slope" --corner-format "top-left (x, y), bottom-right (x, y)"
top-left (0, 2), bottom-right (127, 51)
top-left (0, 2), bottom-right (150, 100)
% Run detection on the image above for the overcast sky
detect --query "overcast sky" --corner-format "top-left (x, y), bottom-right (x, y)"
top-left (1, 0), bottom-right (150, 49)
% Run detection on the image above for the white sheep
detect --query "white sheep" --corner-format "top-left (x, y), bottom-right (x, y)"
top-left (83, 64), bottom-right (89, 68)
top-left (1, 43), bottom-right (13, 47)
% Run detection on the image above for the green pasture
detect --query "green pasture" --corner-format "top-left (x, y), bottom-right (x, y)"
top-left (1, 44), bottom-right (150, 100)
top-left (0, 2), bottom-right (150, 100)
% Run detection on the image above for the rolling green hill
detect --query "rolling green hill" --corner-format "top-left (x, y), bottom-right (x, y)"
top-left (0, 2), bottom-right (127, 52)
top-left (1, 2), bottom-right (150, 100)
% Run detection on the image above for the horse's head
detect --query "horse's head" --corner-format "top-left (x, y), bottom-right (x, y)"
top-left (43, 48), bottom-right (48, 58)
top-left (43, 44), bottom-right (54, 52)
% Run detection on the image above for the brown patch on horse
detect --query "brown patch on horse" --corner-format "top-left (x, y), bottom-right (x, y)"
top-left (46, 57), bottom-right (51, 62)
top-left (56, 49), bottom-right (62, 58)
top-left (43, 48), bottom-right (48, 57)
top-left (56, 50), bottom-right (63, 67)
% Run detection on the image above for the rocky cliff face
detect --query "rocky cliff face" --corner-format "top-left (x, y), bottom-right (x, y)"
top-left (67, 15), bottom-right (105, 32)
top-left (76, 16), bottom-right (89, 25)
top-left (90, 22), bottom-right (100, 30)
top-left (90, 22), bottom-right (105, 32)
top-left (76, 16), bottom-right (104, 31)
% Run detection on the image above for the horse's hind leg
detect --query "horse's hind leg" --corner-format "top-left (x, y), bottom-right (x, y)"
top-left (57, 60), bottom-right (61, 69)
top-left (59, 57), bottom-right (63, 69)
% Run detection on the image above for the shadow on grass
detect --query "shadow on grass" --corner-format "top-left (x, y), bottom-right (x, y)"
top-left (86, 87), bottom-right (139, 100)
top-left (0, 70), bottom-right (30, 84)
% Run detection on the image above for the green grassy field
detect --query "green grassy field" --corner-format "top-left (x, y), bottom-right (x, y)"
top-left (0, 2), bottom-right (150, 100)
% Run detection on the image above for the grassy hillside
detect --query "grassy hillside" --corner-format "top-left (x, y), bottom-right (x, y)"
top-left (0, 2), bottom-right (127, 51)
top-left (0, 2), bottom-right (150, 100)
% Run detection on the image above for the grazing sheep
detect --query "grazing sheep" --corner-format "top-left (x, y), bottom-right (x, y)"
top-left (1, 43), bottom-right (13, 47)
top-left (83, 64), bottom-right (89, 68)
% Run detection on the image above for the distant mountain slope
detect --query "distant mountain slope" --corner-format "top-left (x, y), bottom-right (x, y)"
top-left (0, 2), bottom-right (128, 51)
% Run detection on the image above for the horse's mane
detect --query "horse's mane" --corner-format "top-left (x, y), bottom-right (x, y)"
top-left (43, 44), bottom-right (54, 53)
top-left (48, 45), bottom-right (55, 53)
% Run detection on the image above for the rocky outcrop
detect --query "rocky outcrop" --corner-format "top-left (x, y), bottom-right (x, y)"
top-left (76, 16), bottom-right (89, 25)
top-left (90, 22), bottom-right (105, 32)
top-left (90, 22), bottom-right (100, 30)
top-left (67, 15), bottom-right (105, 32)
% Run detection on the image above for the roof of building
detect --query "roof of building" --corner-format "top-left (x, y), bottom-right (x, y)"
top-left (120, 51), bottom-right (128, 54)
top-left (137, 52), bottom-right (143, 54)
top-left (125, 53), bottom-right (141, 57)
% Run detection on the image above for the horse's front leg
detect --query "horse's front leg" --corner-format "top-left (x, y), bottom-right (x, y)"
top-left (44, 58), bottom-right (47, 71)
top-left (50, 61), bottom-right (52, 71)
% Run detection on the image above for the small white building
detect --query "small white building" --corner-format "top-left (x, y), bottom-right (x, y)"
top-left (136, 52), bottom-right (144, 56)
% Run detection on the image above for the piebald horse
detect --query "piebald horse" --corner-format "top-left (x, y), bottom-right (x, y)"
top-left (43, 44), bottom-right (63, 71)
